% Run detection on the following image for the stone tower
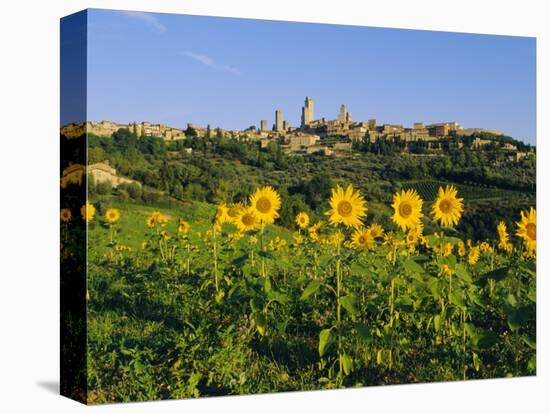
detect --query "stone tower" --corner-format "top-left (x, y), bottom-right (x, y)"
top-left (260, 119), bottom-right (267, 132)
top-left (275, 110), bottom-right (283, 132)
top-left (338, 104), bottom-right (347, 123)
top-left (301, 96), bottom-right (314, 128)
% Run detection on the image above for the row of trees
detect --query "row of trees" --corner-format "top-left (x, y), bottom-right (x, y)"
top-left (83, 127), bottom-right (535, 242)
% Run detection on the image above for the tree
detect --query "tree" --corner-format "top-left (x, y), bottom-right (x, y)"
top-left (185, 126), bottom-right (198, 137)
top-left (113, 128), bottom-right (137, 148)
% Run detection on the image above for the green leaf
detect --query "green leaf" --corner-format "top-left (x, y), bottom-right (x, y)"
top-left (403, 258), bottom-right (425, 274)
top-left (428, 277), bottom-right (442, 299)
top-left (300, 280), bottom-right (322, 301)
top-left (354, 323), bottom-right (372, 343)
top-left (440, 254), bottom-right (457, 269)
top-left (471, 329), bottom-right (499, 350)
top-left (434, 315), bottom-right (442, 332)
top-left (341, 354), bottom-right (353, 375)
top-left (350, 261), bottom-right (369, 275)
top-left (264, 277), bottom-right (272, 293)
top-left (520, 262), bottom-right (536, 278)
top-left (231, 253), bottom-right (249, 266)
top-left (506, 294), bottom-right (518, 307)
top-left (528, 288), bottom-right (536, 303)
top-left (472, 352), bottom-right (480, 371)
top-left (249, 297), bottom-right (263, 312)
top-left (318, 329), bottom-right (335, 357)
top-left (318, 254), bottom-right (332, 267)
top-left (340, 294), bottom-right (359, 315)
top-left (215, 290), bottom-right (225, 303)
top-left (253, 313), bottom-right (267, 336)
top-left (267, 290), bottom-right (289, 304)
top-left (506, 306), bottom-right (531, 332)
top-left (454, 264), bottom-right (472, 283)
top-left (521, 334), bottom-right (536, 350)
top-left (449, 290), bottom-right (465, 307)
top-left (376, 349), bottom-right (383, 365)
top-left (477, 267), bottom-right (509, 286)
top-left (507, 310), bottom-right (522, 332)
top-left (464, 323), bottom-right (477, 337)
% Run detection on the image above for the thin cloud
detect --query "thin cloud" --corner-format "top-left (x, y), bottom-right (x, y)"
top-left (120, 11), bottom-right (166, 33)
top-left (183, 52), bottom-right (241, 75)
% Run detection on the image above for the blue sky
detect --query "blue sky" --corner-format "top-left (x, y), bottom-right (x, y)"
top-left (79, 9), bottom-right (535, 143)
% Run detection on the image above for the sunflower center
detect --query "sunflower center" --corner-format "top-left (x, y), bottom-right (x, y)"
top-left (242, 214), bottom-right (255, 227)
top-left (439, 199), bottom-right (453, 214)
top-left (526, 222), bottom-right (536, 240)
top-left (399, 202), bottom-right (413, 217)
top-left (337, 200), bottom-right (353, 216)
top-left (358, 236), bottom-right (366, 244)
top-left (256, 197), bottom-right (272, 214)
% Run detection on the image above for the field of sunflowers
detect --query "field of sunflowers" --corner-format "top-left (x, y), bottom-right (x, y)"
top-left (62, 183), bottom-right (536, 403)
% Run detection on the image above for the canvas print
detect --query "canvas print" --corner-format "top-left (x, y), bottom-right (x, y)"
top-left (60, 9), bottom-right (536, 404)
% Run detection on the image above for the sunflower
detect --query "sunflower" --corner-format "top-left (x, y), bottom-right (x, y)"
top-left (178, 220), bottom-right (190, 235)
top-left (160, 230), bottom-right (171, 240)
top-left (391, 189), bottom-right (423, 231)
top-left (216, 203), bottom-right (231, 225)
top-left (441, 264), bottom-right (454, 277)
top-left (155, 212), bottom-right (169, 226)
top-left (516, 207), bottom-right (536, 255)
top-left (367, 223), bottom-right (384, 239)
top-left (431, 185), bottom-right (464, 227)
top-left (105, 208), bottom-right (120, 224)
top-left (497, 222), bottom-right (513, 254)
top-left (80, 201), bottom-right (95, 223)
top-left (325, 184), bottom-right (367, 228)
top-left (326, 231), bottom-right (345, 247)
top-left (292, 233), bottom-right (304, 245)
top-left (227, 203), bottom-right (244, 219)
top-left (295, 212), bottom-right (310, 229)
top-left (468, 246), bottom-right (480, 265)
top-left (60, 208), bottom-right (72, 223)
top-left (351, 228), bottom-right (375, 250)
top-left (442, 242), bottom-right (453, 257)
top-left (457, 240), bottom-right (466, 257)
top-left (405, 230), bottom-right (419, 246)
top-left (249, 186), bottom-right (281, 224)
top-left (479, 241), bottom-right (493, 253)
top-left (147, 211), bottom-right (168, 228)
top-left (234, 207), bottom-right (260, 233)
top-left (308, 222), bottom-right (323, 241)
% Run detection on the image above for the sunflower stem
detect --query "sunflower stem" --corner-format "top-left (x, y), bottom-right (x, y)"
top-left (213, 224), bottom-right (219, 293)
top-left (186, 241), bottom-right (190, 277)
top-left (336, 241), bottom-right (343, 376)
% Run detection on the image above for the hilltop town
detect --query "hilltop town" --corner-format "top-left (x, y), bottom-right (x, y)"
top-left (61, 96), bottom-right (533, 159)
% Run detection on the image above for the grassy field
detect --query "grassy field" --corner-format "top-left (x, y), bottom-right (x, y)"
top-left (81, 192), bottom-right (536, 404)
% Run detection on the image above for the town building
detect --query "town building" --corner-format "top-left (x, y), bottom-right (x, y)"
top-left (60, 161), bottom-right (140, 189)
